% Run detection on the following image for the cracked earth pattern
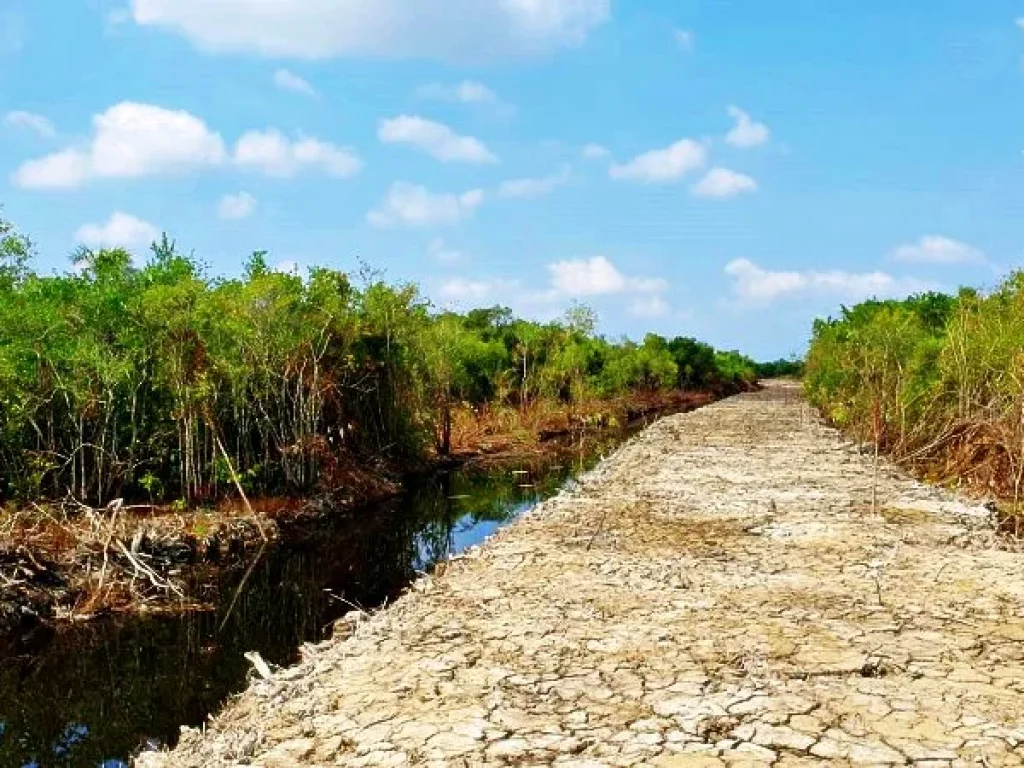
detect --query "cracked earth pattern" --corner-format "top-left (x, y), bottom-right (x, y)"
top-left (139, 383), bottom-right (1024, 767)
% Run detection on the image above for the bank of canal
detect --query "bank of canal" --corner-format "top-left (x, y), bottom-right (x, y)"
top-left (142, 384), bottom-right (1024, 768)
top-left (0, 420), bottom-right (653, 768)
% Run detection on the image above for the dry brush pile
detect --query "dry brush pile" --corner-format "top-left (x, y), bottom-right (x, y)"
top-left (0, 497), bottom-right (273, 632)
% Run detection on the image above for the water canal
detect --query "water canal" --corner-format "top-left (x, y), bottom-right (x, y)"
top-left (0, 420), bottom-right (657, 768)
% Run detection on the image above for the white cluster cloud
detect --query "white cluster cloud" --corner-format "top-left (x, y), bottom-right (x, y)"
top-left (498, 166), bottom-right (570, 199)
top-left (725, 258), bottom-right (930, 305)
top-left (74, 212), bottom-right (160, 250)
top-left (218, 191), bottom-right (257, 220)
top-left (4, 110), bottom-right (56, 138)
top-left (890, 235), bottom-right (985, 264)
top-left (273, 68), bottom-right (318, 97)
top-left (725, 106), bottom-right (770, 149)
top-left (13, 102), bottom-right (227, 189)
top-left (127, 0), bottom-right (610, 61)
top-left (609, 139), bottom-right (708, 183)
top-left (438, 277), bottom-right (519, 303)
top-left (368, 164), bottom-right (576, 228)
top-left (581, 143), bottom-right (610, 160)
top-left (606, 114), bottom-right (763, 194)
top-left (548, 256), bottom-right (667, 297)
top-left (378, 115), bottom-right (498, 164)
top-left (692, 167), bottom-right (758, 199)
top-left (235, 129), bottom-right (361, 177)
top-left (438, 256), bottom-right (670, 319)
top-left (11, 103), bottom-right (361, 188)
top-left (367, 182), bottom-right (485, 228)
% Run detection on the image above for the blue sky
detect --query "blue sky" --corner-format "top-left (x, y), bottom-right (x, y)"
top-left (1, 0), bottom-right (1022, 359)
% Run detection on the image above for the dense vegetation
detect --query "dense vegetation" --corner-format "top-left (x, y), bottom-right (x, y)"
top-left (0, 213), bottom-right (760, 506)
top-left (753, 358), bottom-right (804, 379)
top-left (805, 273), bottom-right (1024, 501)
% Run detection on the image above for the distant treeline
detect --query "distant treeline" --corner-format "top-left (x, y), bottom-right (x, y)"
top-left (753, 358), bottom-right (804, 379)
top-left (805, 274), bottom-right (1024, 498)
top-left (0, 213), bottom-right (767, 505)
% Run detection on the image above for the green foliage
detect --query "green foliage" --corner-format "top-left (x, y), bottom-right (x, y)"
top-left (139, 472), bottom-right (163, 500)
top-left (0, 210), bottom-right (763, 505)
top-left (805, 292), bottom-right (959, 437)
top-left (667, 337), bottom-right (718, 389)
top-left (755, 358), bottom-right (805, 379)
top-left (0, 207), bottom-right (33, 287)
top-left (599, 334), bottom-right (678, 395)
top-left (712, 350), bottom-right (759, 391)
top-left (805, 279), bottom-right (1024, 495)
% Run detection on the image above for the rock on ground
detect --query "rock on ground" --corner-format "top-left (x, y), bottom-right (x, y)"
top-left (138, 383), bottom-right (1024, 767)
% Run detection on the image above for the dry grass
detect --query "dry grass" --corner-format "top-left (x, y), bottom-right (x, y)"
top-left (996, 501), bottom-right (1024, 541)
top-left (1, 499), bottom-right (276, 622)
top-left (448, 391), bottom-right (715, 462)
top-left (880, 507), bottom-right (932, 525)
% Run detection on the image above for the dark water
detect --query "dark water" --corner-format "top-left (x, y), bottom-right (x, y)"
top-left (0, 425), bottom-right (644, 768)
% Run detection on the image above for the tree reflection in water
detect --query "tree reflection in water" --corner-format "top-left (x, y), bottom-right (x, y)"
top-left (0, 426), bottom-right (636, 768)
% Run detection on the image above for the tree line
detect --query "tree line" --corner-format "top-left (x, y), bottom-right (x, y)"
top-left (804, 273), bottom-right (1024, 500)
top-left (0, 212), bottom-right (766, 506)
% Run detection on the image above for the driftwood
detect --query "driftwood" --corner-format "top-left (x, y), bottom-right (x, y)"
top-left (1, 492), bottom-right (275, 622)
top-left (244, 651), bottom-right (275, 681)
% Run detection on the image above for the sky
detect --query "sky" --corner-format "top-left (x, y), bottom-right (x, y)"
top-left (1, 1), bottom-right (1022, 360)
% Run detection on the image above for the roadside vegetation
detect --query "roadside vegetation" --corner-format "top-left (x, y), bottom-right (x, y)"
top-left (0, 212), bottom-right (759, 510)
top-left (805, 273), bottom-right (1024, 529)
top-left (753, 358), bottom-right (804, 379)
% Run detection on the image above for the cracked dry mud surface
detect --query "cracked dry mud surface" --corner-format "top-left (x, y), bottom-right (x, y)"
top-left (139, 383), bottom-right (1024, 767)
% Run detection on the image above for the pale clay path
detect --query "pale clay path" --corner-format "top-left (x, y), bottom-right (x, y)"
top-left (139, 383), bottom-right (1024, 767)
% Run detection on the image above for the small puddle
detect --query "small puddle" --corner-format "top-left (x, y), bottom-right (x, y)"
top-left (0, 421), bottom-right (653, 768)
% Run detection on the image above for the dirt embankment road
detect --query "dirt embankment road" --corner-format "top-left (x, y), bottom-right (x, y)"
top-left (140, 382), bottom-right (1024, 767)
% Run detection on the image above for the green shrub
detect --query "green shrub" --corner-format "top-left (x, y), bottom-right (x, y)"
top-left (0, 211), bottom-right (766, 505)
top-left (805, 278), bottom-right (1024, 497)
